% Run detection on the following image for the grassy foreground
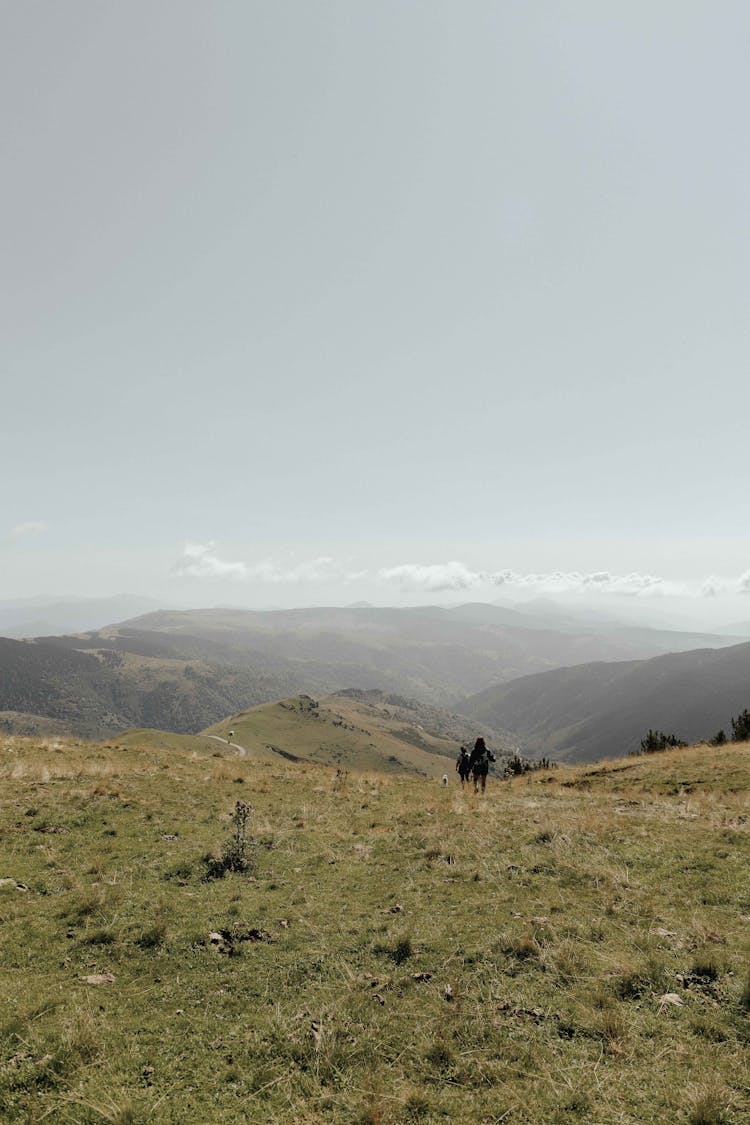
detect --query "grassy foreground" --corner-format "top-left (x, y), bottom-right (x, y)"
top-left (1, 736), bottom-right (749, 1123)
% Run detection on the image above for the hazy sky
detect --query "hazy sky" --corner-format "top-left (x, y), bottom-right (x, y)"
top-left (3, 2), bottom-right (749, 620)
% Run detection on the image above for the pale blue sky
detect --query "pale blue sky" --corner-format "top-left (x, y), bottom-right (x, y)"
top-left (3, 2), bottom-right (749, 619)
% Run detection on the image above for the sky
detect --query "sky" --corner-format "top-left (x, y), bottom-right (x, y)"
top-left (3, 2), bottom-right (749, 625)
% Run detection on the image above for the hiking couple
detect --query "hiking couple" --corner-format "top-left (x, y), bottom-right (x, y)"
top-left (456, 737), bottom-right (496, 793)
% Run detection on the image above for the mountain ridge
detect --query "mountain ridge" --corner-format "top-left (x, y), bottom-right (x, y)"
top-left (461, 639), bottom-right (750, 762)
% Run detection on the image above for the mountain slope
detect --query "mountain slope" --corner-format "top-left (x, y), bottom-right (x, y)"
top-left (87, 603), bottom-right (743, 704)
top-left (0, 637), bottom-right (323, 739)
top-left (199, 690), bottom-right (508, 776)
top-left (461, 640), bottom-right (750, 762)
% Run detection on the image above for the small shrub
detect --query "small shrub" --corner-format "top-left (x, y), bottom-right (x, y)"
top-left (687, 1089), bottom-right (733, 1125)
top-left (203, 801), bottom-right (255, 881)
top-left (503, 754), bottom-right (556, 778)
top-left (403, 1093), bottom-right (431, 1120)
top-left (637, 729), bottom-right (687, 755)
top-left (505, 933), bottom-right (538, 961)
top-left (708, 730), bottom-right (727, 747)
top-left (163, 862), bottom-right (193, 883)
top-left (424, 1041), bottom-right (453, 1068)
top-left (730, 708), bottom-right (750, 742)
top-left (374, 936), bottom-right (412, 964)
top-left (613, 969), bottom-right (647, 1000)
top-left (81, 927), bottom-right (116, 946)
top-left (597, 1009), bottom-right (627, 1053)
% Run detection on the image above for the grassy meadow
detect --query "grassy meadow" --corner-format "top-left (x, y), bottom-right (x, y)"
top-left (1, 734), bottom-right (748, 1123)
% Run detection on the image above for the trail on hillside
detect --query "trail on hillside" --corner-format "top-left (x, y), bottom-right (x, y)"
top-left (206, 734), bottom-right (246, 757)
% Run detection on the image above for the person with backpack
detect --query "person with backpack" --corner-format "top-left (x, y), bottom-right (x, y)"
top-left (456, 745), bottom-right (471, 786)
top-left (469, 736), bottom-right (496, 793)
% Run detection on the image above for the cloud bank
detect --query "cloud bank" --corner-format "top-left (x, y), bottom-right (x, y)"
top-left (173, 542), bottom-right (362, 584)
top-left (376, 561), bottom-right (480, 592)
top-left (173, 543), bottom-right (750, 600)
top-left (375, 565), bottom-right (678, 596)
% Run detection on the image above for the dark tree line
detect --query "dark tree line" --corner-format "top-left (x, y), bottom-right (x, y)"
top-left (636, 707), bottom-right (750, 755)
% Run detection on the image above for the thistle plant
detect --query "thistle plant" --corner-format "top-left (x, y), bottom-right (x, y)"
top-left (204, 800), bottom-right (254, 879)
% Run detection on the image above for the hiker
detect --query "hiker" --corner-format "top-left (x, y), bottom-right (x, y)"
top-left (469, 737), bottom-right (496, 794)
top-left (456, 745), bottom-right (471, 787)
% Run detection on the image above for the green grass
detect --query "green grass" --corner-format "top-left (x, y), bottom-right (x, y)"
top-left (201, 693), bottom-right (465, 776)
top-left (1, 735), bottom-right (748, 1123)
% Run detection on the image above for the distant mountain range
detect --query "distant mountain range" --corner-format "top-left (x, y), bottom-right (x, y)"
top-left (90, 602), bottom-right (746, 701)
top-left (0, 595), bottom-right (168, 638)
top-left (2, 602), bottom-right (748, 755)
top-left (461, 640), bottom-right (750, 762)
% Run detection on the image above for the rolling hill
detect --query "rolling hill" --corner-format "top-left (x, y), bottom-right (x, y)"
top-left (461, 640), bottom-right (750, 762)
top-left (195, 689), bottom-right (510, 776)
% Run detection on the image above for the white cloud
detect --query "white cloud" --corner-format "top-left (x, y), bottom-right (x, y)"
top-left (173, 543), bottom-right (364, 584)
top-left (737, 570), bottom-right (750, 595)
top-left (377, 561), bottom-right (483, 592)
top-left (8, 521), bottom-right (47, 540)
top-left (173, 544), bottom-right (750, 603)
top-left (488, 568), bottom-right (676, 597)
top-left (173, 541), bottom-right (248, 580)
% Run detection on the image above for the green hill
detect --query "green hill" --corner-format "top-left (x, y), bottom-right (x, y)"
top-left (199, 690), bottom-right (507, 777)
top-left (114, 689), bottom-right (509, 778)
top-left (1, 734), bottom-right (748, 1123)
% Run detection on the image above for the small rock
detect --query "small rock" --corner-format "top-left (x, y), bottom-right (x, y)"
top-left (657, 993), bottom-right (683, 1007)
top-left (207, 931), bottom-right (233, 954)
top-left (80, 972), bottom-right (115, 985)
top-left (373, 993), bottom-right (386, 1005)
top-left (412, 972), bottom-right (432, 983)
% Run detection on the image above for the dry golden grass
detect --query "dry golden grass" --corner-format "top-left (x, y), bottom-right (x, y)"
top-left (0, 736), bottom-right (748, 1123)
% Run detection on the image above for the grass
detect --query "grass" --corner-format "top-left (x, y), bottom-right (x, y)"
top-left (0, 735), bottom-right (748, 1122)
top-left (200, 692), bottom-right (473, 777)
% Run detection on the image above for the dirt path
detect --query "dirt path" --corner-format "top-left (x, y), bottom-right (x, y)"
top-left (206, 734), bottom-right (247, 758)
